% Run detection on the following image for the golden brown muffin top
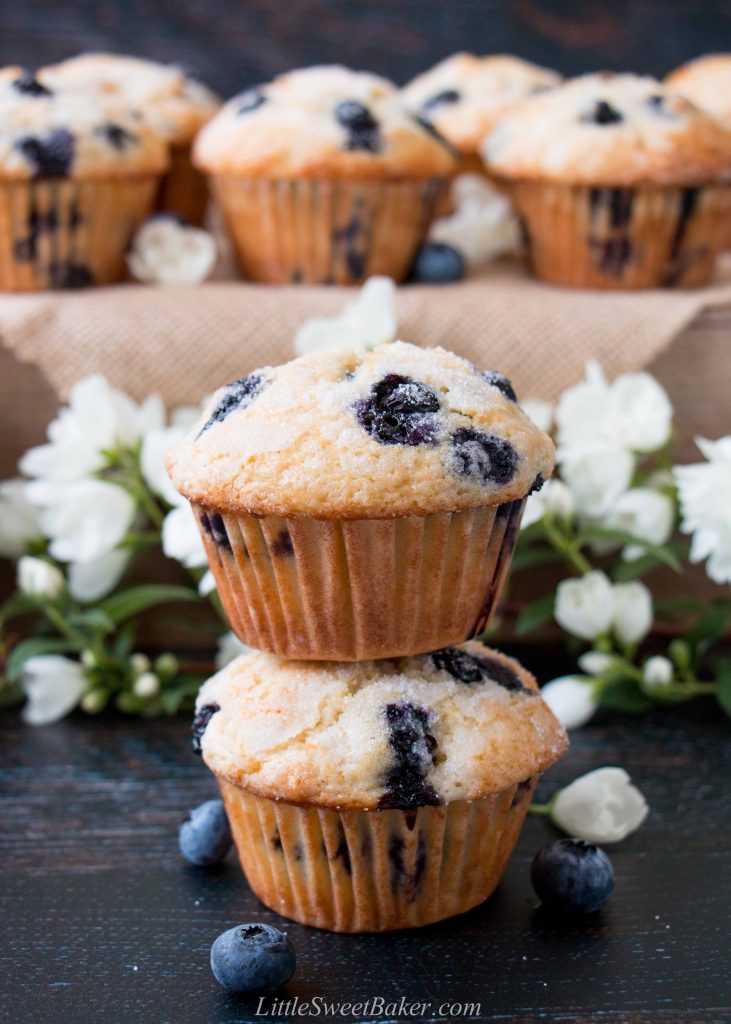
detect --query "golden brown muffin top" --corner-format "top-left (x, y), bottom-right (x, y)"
top-left (193, 64), bottom-right (456, 179)
top-left (0, 65), bottom-right (168, 180)
top-left (194, 643), bottom-right (568, 809)
top-left (484, 72), bottom-right (731, 186)
top-left (666, 54), bottom-right (731, 124)
top-left (166, 340), bottom-right (555, 518)
top-left (402, 53), bottom-right (561, 155)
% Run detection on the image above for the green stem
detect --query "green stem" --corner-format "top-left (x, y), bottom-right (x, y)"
top-left (543, 517), bottom-right (593, 576)
top-left (528, 798), bottom-right (556, 817)
top-left (41, 601), bottom-right (88, 649)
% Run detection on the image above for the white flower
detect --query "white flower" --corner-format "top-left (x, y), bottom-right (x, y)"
top-left (600, 487), bottom-right (675, 561)
top-left (127, 216), bottom-right (217, 286)
top-left (26, 478), bottom-right (136, 565)
top-left (555, 571), bottom-right (614, 640)
top-left (428, 173), bottom-right (519, 266)
top-left (541, 675), bottom-right (598, 729)
top-left (612, 581), bottom-right (653, 646)
top-left (0, 479), bottom-right (41, 559)
top-left (558, 444), bottom-right (634, 518)
top-left (522, 479), bottom-right (575, 530)
top-left (215, 631), bottom-right (252, 671)
top-left (552, 767), bottom-right (648, 843)
top-left (17, 556), bottom-right (65, 600)
top-left (20, 375), bottom-right (164, 483)
top-left (133, 672), bottom-right (160, 697)
top-left (556, 361), bottom-right (671, 454)
top-left (674, 436), bottom-right (731, 584)
top-left (141, 424), bottom-right (189, 507)
top-left (577, 651), bottom-right (614, 676)
top-left (294, 276), bottom-right (397, 356)
top-left (67, 549), bottom-right (129, 601)
top-left (131, 653), bottom-right (151, 675)
top-left (198, 570), bottom-right (216, 596)
top-left (643, 655), bottom-right (674, 688)
top-left (520, 399), bottom-right (554, 434)
top-left (162, 503), bottom-right (206, 569)
top-left (21, 655), bottom-right (86, 726)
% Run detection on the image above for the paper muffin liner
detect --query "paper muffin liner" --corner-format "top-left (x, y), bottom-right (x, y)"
top-left (193, 499), bottom-right (525, 661)
top-left (218, 778), bottom-right (536, 932)
top-left (0, 176), bottom-right (160, 291)
top-left (506, 181), bottom-right (731, 289)
top-left (156, 143), bottom-right (210, 226)
top-left (207, 176), bottom-right (449, 284)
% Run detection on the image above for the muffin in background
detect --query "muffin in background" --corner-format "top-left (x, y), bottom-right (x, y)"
top-left (193, 65), bottom-right (456, 284)
top-left (42, 53), bottom-right (220, 224)
top-left (194, 643), bottom-right (568, 932)
top-left (402, 53), bottom-right (561, 175)
top-left (166, 340), bottom-right (555, 661)
top-left (0, 66), bottom-right (168, 291)
top-left (484, 72), bottom-right (731, 289)
top-left (666, 55), bottom-right (731, 246)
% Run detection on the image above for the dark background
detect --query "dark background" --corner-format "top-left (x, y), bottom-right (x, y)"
top-left (2, 0), bottom-right (731, 100)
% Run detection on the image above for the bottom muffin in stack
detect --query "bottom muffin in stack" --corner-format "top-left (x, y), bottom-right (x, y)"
top-left (192, 642), bottom-right (567, 932)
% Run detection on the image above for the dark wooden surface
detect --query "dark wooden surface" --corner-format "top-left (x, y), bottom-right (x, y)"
top-left (1, 0), bottom-right (730, 99)
top-left (2, 650), bottom-right (730, 1024)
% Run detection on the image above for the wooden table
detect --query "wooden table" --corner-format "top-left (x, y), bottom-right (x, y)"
top-left (1, 665), bottom-right (730, 1024)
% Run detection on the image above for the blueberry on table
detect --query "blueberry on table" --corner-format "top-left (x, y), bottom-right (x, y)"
top-left (210, 923), bottom-right (296, 995)
top-left (410, 243), bottom-right (465, 284)
top-left (531, 838), bottom-right (615, 914)
top-left (179, 799), bottom-right (232, 867)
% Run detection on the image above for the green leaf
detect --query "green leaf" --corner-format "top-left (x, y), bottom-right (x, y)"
top-left (686, 605), bottom-right (731, 657)
top-left (715, 659), bottom-right (731, 718)
top-left (98, 585), bottom-right (198, 625)
top-left (599, 677), bottom-right (654, 713)
top-left (7, 636), bottom-right (78, 682)
top-left (514, 595), bottom-right (556, 637)
top-left (0, 592), bottom-right (39, 626)
top-left (68, 609), bottom-right (116, 635)
top-left (510, 546), bottom-right (564, 572)
top-left (576, 526), bottom-right (682, 573)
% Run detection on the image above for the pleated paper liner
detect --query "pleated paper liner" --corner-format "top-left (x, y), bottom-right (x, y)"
top-left (156, 144), bottom-right (210, 226)
top-left (193, 499), bottom-right (525, 661)
top-left (218, 778), bottom-right (536, 932)
top-left (208, 176), bottom-right (449, 284)
top-left (0, 176), bottom-right (160, 291)
top-left (506, 181), bottom-right (731, 289)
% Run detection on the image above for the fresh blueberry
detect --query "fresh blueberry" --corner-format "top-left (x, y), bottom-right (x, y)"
top-left (410, 243), bottom-right (465, 284)
top-left (179, 799), bottom-right (232, 867)
top-left (582, 99), bottom-right (623, 125)
top-left (422, 88), bottom-right (461, 111)
top-left (191, 702), bottom-right (220, 755)
top-left (353, 373), bottom-right (441, 446)
top-left (450, 427), bottom-right (518, 486)
top-left (482, 370), bottom-right (517, 402)
top-left (531, 838), bottom-right (615, 914)
top-left (197, 372), bottom-right (268, 437)
top-left (16, 128), bottom-right (74, 178)
top-left (210, 923), bottom-right (296, 995)
top-left (12, 70), bottom-right (52, 97)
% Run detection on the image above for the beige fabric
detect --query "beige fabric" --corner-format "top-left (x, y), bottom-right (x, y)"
top-left (1, 256), bottom-right (730, 410)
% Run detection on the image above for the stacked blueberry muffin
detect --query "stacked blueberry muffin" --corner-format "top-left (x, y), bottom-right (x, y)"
top-left (168, 340), bottom-right (567, 932)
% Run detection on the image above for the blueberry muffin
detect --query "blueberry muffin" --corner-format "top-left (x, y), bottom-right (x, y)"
top-left (193, 64), bottom-right (457, 283)
top-left (166, 340), bottom-right (554, 660)
top-left (42, 53), bottom-right (220, 224)
top-left (0, 66), bottom-right (168, 290)
top-left (667, 55), bottom-right (731, 246)
top-left (483, 72), bottom-right (731, 288)
top-left (194, 643), bottom-right (568, 931)
top-left (402, 53), bottom-right (561, 174)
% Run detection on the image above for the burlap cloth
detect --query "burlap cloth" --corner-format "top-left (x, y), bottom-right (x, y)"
top-left (2, 255), bottom-right (731, 409)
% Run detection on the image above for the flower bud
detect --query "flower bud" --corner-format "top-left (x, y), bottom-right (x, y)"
top-left (154, 653), bottom-right (178, 680)
top-left (540, 675), bottom-right (598, 730)
top-left (133, 672), bottom-right (160, 698)
top-left (81, 689), bottom-right (108, 714)
top-left (130, 653), bottom-right (151, 676)
top-left (577, 651), bottom-right (614, 676)
top-left (17, 556), bottom-right (65, 600)
top-left (552, 767), bottom-right (648, 843)
top-left (612, 581), bottom-right (653, 647)
top-left (642, 655), bottom-right (674, 689)
top-left (555, 571), bottom-right (614, 640)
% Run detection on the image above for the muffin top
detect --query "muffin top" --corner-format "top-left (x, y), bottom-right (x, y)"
top-left (666, 54), bottom-right (731, 123)
top-left (0, 65), bottom-right (169, 179)
top-left (402, 53), bottom-right (561, 155)
top-left (193, 64), bottom-right (457, 178)
top-left (41, 53), bottom-right (220, 145)
top-left (194, 643), bottom-right (568, 810)
top-left (166, 340), bottom-right (555, 518)
top-left (484, 72), bottom-right (731, 186)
